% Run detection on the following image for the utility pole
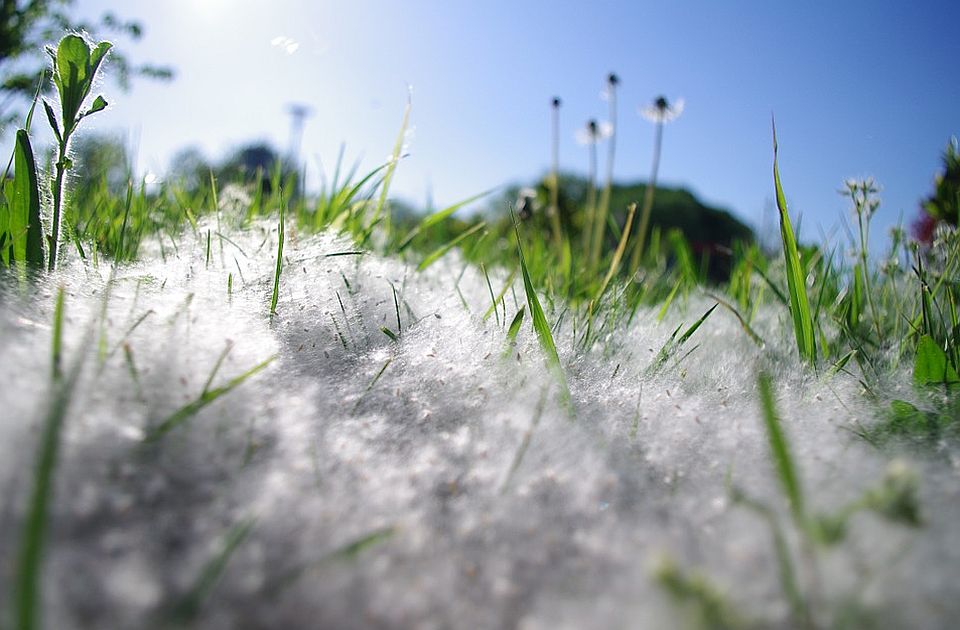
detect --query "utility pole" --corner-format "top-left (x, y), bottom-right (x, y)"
top-left (286, 103), bottom-right (313, 198)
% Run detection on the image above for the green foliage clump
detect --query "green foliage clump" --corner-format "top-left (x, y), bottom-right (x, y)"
top-left (0, 0), bottom-right (171, 132)
top-left (922, 138), bottom-right (960, 227)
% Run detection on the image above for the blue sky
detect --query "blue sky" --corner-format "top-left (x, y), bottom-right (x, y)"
top-left (41, 1), bottom-right (960, 248)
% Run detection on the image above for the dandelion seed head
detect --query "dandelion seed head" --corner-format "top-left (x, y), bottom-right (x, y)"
top-left (640, 96), bottom-right (685, 123)
top-left (575, 119), bottom-right (612, 145)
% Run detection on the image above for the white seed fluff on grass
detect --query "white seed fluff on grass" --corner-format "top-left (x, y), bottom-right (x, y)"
top-left (1, 220), bottom-right (959, 629)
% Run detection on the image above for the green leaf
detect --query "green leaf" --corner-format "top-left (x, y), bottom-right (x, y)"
top-left (11, 130), bottom-right (45, 267)
top-left (55, 35), bottom-right (93, 128)
top-left (42, 100), bottom-right (61, 144)
top-left (772, 119), bottom-right (816, 364)
top-left (913, 334), bottom-right (960, 386)
top-left (85, 95), bottom-right (108, 116)
top-left (52, 36), bottom-right (111, 133)
top-left (88, 42), bottom-right (113, 79)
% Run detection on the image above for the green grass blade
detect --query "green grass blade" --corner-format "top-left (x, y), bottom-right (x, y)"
top-left (500, 386), bottom-right (548, 493)
top-left (365, 92), bottom-right (411, 240)
top-left (398, 188), bottom-right (496, 251)
top-left (772, 120), bottom-right (816, 363)
top-left (513, 214), bottom-right (568, 395)
top-left (757, 372), bottom-right (805, 525)
top-left (482, 267), bottom-right (517, 322)
top-left (506, 306), bottom-right (525, 345)
top-left (825, 349), bottom-right (857, 378)
top-left (143, 356), bottom-right (275, 442)
top-left (51, 287), bottom-right (64, 380)
top-left (514, 219), bottom-right (561, 368)
top-left (417, 222), bottom-right (485, 271)
top-left (170, 519), bottom-right (255, 623)
top-left (706, 293), bottom-right (765, 347)
top-left (15, 292), bottom-right (88, 630)
top-left (657, 278), bottom-right (682, 322)
top-left (648, 304), bottom-right (718, 376)
top-left (270, 189), bottom-right (285, 316)
top-left (481, 263), bottom-right (500, 327)
top-left (730, 487), bottom-right (808, 625)
top-left (593, 202), bottom-right (637, 307)
top-left (264, 527), bottom-right (396, 598)
top-left (352, 358), bottom-right (393, 413)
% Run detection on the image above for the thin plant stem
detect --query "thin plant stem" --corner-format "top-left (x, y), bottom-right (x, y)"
top-left (593, 82), bottom-right (618, 273)
top-left (549, 98), bottom-right (563, 248)
top-left (629, 119), bottom-right (663, 275)
top-left (582, 139), bottom-right (598, 257)
top-left (48, 131), bottom-right (72, 271)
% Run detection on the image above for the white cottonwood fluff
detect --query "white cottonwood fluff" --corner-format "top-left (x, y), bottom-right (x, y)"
top-left (1, 220), bottom-right (958, 629)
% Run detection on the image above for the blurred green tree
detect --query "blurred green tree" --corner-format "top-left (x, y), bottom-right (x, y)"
top-left (923, 138), bottom-right (959, 227)
top-left (0, 0), bottom-right (173, 133)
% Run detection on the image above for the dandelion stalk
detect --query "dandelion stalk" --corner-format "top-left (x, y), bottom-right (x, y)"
top-left (591, 73), bottom-right (619, 273)
top-left (580, 120), bottom-right (601, 257)
top-left (629, 96), bottom-right (683, 275)
top-left (548, 97), bottom-right (564, 248)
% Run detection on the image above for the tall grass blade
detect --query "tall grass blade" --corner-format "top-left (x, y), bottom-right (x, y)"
top-left (365, 91), bottom-right (411, 241)
top-left (513, 214), bottom-right (564, 386)
top-left (51, 287), bottom-right (64, 380)
top-left (143, 356), bottom-right (275, 442)
top-left (15, 292), bottom-right (89, 630)
top-left (648, 304), bottom-right (717, 376)
top-left (482, 263), bottom-right (500, 326)
top-left (398, 188), bottom-right (496, 251)
top-left (506, 306), bottom-right (525, 345)
top-left (170, 519), bottom-right (255, 623)
top-left (757, 372), bottom-right (805, 524)
top-left (772, 120), bottom-right (816, 363)
top-left (264, 527), bottom-right (396, 598)
top-left (417, 222), bottom-right (485, 271)
top-left (707, 292), bottom-right (765, 347)
top-left (593, 202), bottom-right (637, 307)
top-left (500, 387), bottom-right (548, 493)
top-left (270, 189), bottom-right (285, 316)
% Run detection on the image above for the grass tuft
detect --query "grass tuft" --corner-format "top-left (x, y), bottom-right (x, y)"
top-left (772, 118), bottom-right (816, 364)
